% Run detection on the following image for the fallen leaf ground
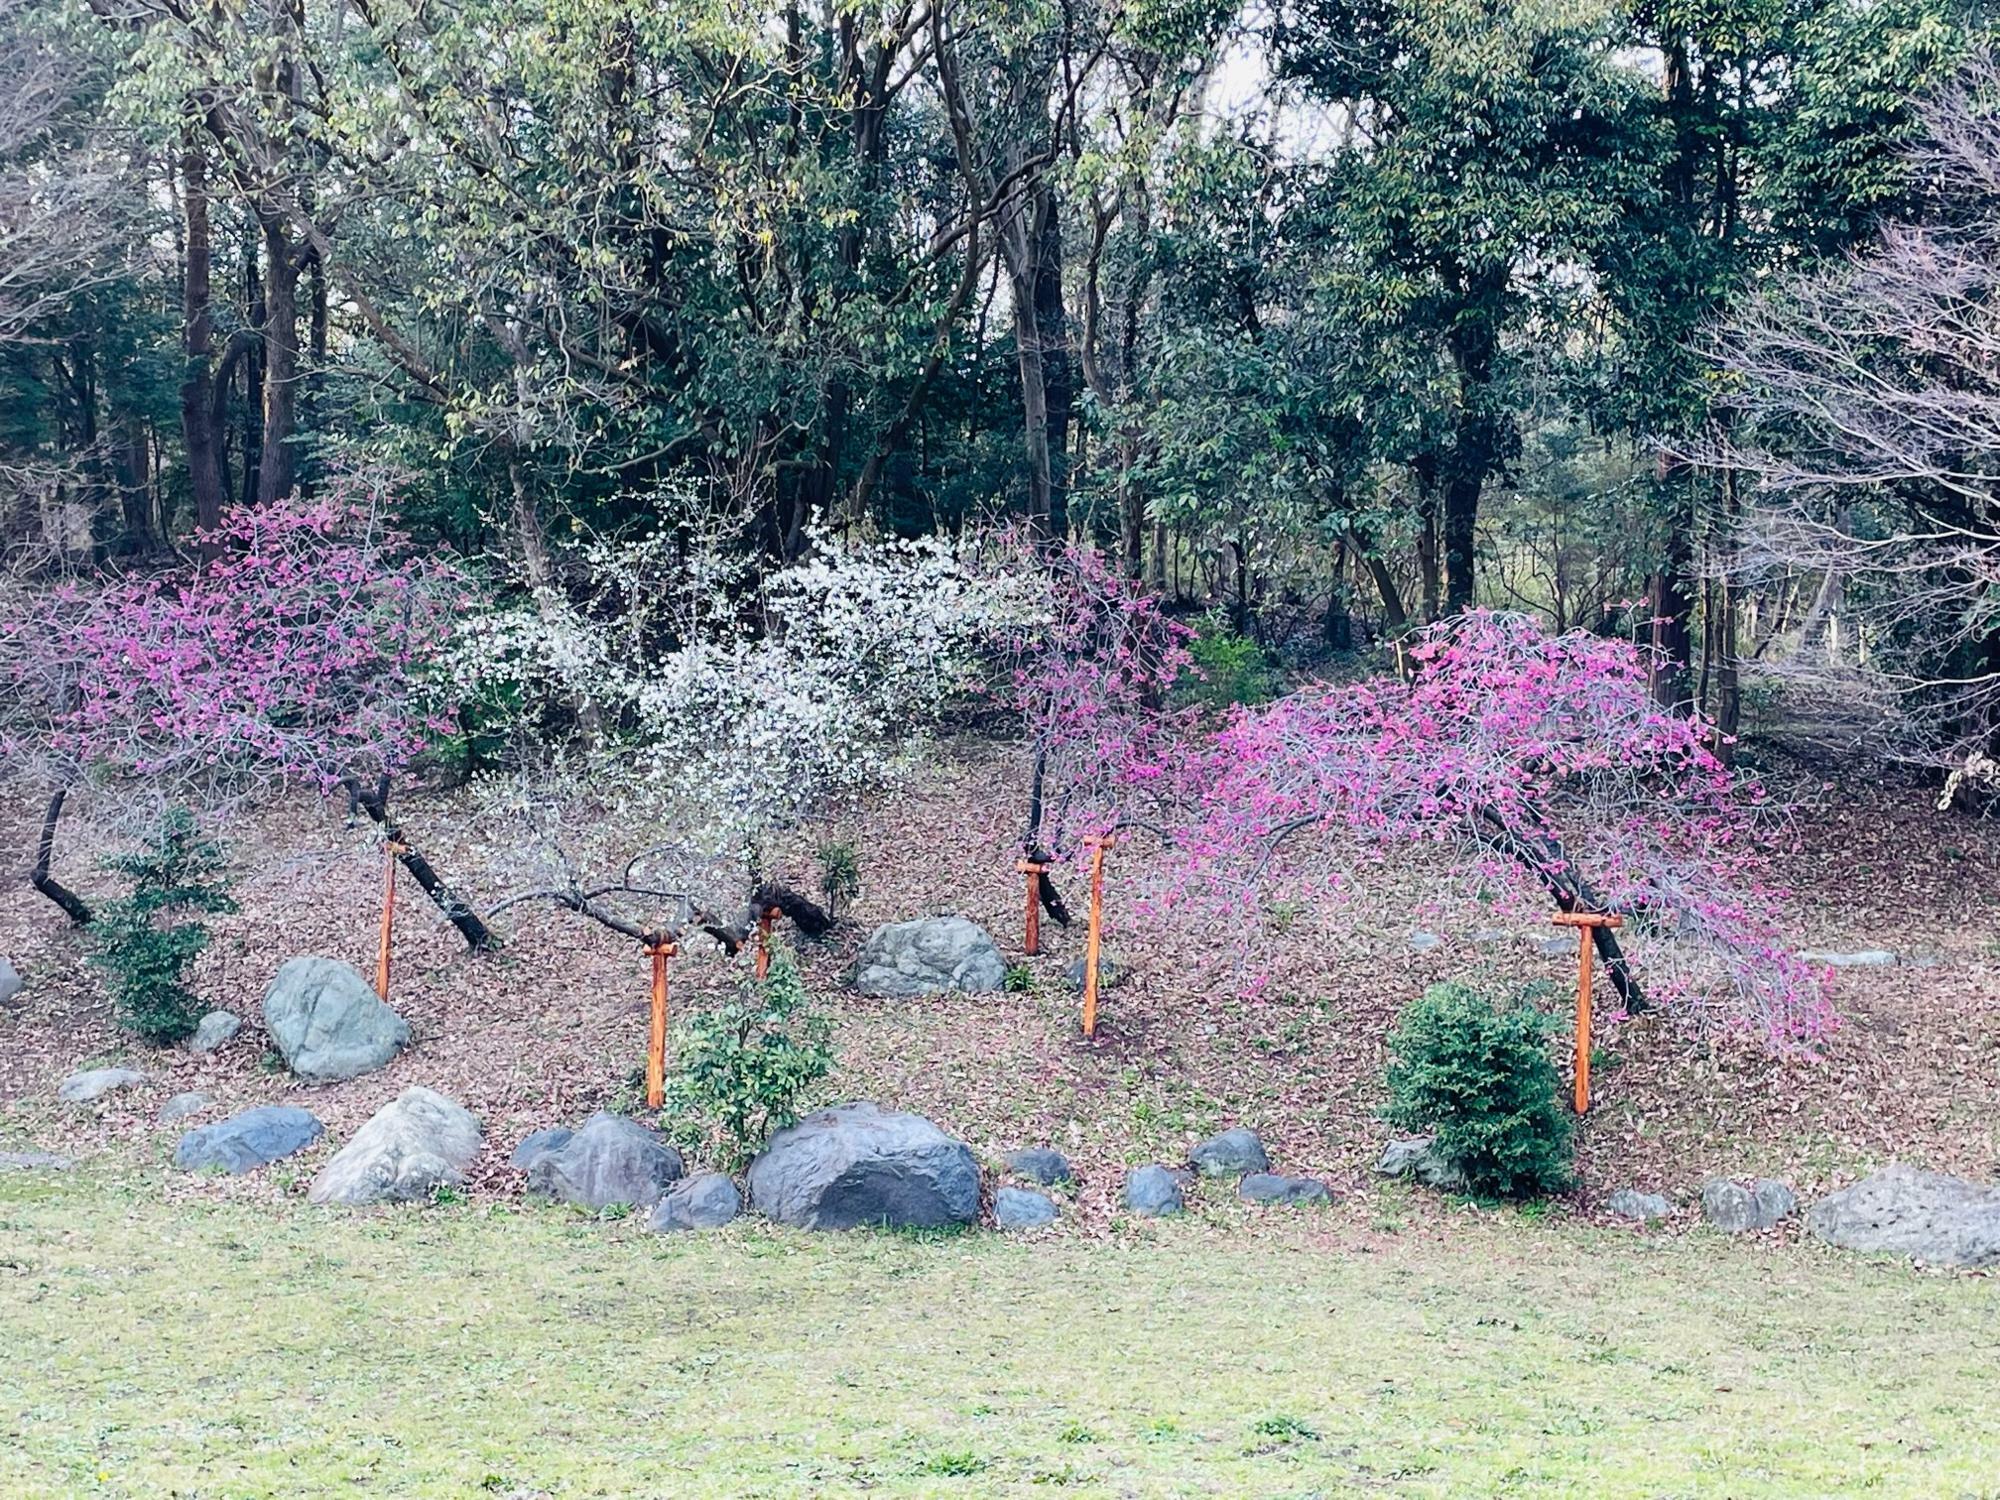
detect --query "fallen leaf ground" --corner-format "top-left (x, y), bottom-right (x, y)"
top-left (2, 738), bottom-right (1997, 1233)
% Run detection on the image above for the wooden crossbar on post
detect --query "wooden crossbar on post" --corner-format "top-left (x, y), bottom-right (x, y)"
top-left (644, 938), bottom-right (678, 1110)
top-left (1016, 860), bottom-right (1046, 955)
top-left (1551, 911), bottom-right (1623, 1114)
top-left (1081, 836), bottom-right (1115, 1038)
top-left (375, 840), bottom-right (406, 1002)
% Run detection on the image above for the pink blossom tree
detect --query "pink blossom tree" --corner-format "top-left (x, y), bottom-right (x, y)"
top-left (1128, 611), bottom-right (1828, 1048)
top-left (0, 479), bottom-right (489, 946)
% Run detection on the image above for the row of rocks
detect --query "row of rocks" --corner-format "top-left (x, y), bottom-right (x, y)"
top-left (1122, 1127), bottom-right (1331, 1219)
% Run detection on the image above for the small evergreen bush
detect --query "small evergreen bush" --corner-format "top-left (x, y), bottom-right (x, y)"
top-left (816, 838), bottom-right (861, 918)
top-left (86, 808), bottom-right (237, 1045)
top-left (1180, 611), bottom-right (1279, 710)
top-left (661, 950), bottom-right (833, 1168)
top-left (1381, 979), bottom-right (1572, 1198)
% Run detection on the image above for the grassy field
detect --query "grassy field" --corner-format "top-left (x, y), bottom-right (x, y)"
top-left (2, 1170), bottom-right (1996, 1498)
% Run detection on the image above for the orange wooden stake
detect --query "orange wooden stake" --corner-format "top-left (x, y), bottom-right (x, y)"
top-left (644, 939), bottom-right (677, 1109)
top-left (1016, 860), bottom-right (1046, 955)
top-left (1081, 836), bottom-right (1115, 1038)
top-left (375, 841), bottom-right (405, 1002)
top-left (754, 906), bottom-right (779, 980)
top-left (1551, 911), bottom-right (1623, 1114)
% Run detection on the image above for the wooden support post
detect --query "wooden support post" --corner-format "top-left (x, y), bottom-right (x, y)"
top-left (644, 939), bottom-right (677, 1110)
top-left (754, 906), bottom-right (779, 980)
top-left (375, 840), bottom-right (405, 1002)
top-left (1016, 860), bottom-right (1046, 955)
top-left (1552, 911), bottom-right (1623, 1114)
top-left (1081, 836), bottom-right (1114, 1038)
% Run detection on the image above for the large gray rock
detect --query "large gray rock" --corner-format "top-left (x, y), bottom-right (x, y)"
top-left (850, 917), bottom-right (1006, 997)
top-left (994, 1186), bottom-right (1059, 1230)
top-left (1807, 1165), bottom-right (2000, 1268)
top-left (1002, 1146), bottom-right (1073, 1186)
top-left (510, 1127), bottom-right (573, 1171)
top-left (263, 958), bottom-right (410, 1082)
top-left (1124, 1164), bottom-right (1185, 1218)
top-left (1605, 1188), bottom-right (1671, 1222)
top-left (649, 1173), bottom-right (742, 1233)
top-left (57, 1067), bottom-right (146, 1105)
top-left (158, 1091), bottom-right (215, 1126)
top-left (1239, 1172), bottom-right (1331, 1207)
top-left (526, 1112), bottom-right (682, 1211)
top-left (1191, 1127), bottom-right (1269, 1178)
top-left (1702, 1177), bottom-right (1797, 1233)
top-left (748, 1102), bottom-right (980, 1230)
top-left (1798, 948), bottom-right (1897, 969)
top-left (0, 957), bottom-right (21, 1005)
top-left (1375, 1136), bottom-right (1466, 1191)
top-left (187, 1011), bottom-right (241, 1056)
top-left (308, 1086), bottom-right (482, 1206)
top-left (174, 1105), bottom-right (325, 1174)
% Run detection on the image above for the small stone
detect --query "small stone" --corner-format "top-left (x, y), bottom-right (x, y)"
top-left (158, 1091), bottom-right (215, 1126)
top-left (1605, 1188), bottom-right (1671, 1222)
top-left (0, 1150), bottom-right (72, 1171)
top-left (0, 958), bottom-right (22, 1005)
top-left (1239, 1172), bottom-right (1331, 1206)
top-left (648, 1172), bottom-right (742, 1232)
top-left (1002, 1146), bottom-right (1073, 1186)
top-left (1701, 1177), bottom-right (1797, 1233)
top-left (1064, 952), bottom-right (1124, 991)
top-left (1532, 935), bottom-right (1574, 958)
top-left (1798, 949), bottom-right (1897, 969)
top-left (187, 1011), bottom-right (241, 1056)
top-left (1472, 928), bottom-right (1512, 947)
top-left (994, 1186), bottom-right (1059, 1230)
top-left (1375, 1136), bottom-right (1466, 1191)
top-left (1190, 1127), bottom-right (1270, 1177)
top-left (510, 1126), bottom-right (573, 1171)
top-left (57, 1067), bottom-right (147, 1105)
top-left (262, 957), bottom-right (411, 1082)
top-left (526, 1111), bottom-right (683, 1212)
top-left (309, 1087), bottom-right (483, 1206)
top-left (1407, 930), bottom-right (1443, 952)
top-left (1124, 1164), bottom-right (1184, 1218)
top-left (174, 1106), bottom-right (325, 1174)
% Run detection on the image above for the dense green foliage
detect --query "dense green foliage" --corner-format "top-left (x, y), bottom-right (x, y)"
top-left (1181, 611), bottom-right (1280, 710)
top-left (1382, 979), bottom-right (1574, 1199)
top-left (661, 952), bottom-right (834, 1169)
top-left (84, 809), bottom-right (236, 1045)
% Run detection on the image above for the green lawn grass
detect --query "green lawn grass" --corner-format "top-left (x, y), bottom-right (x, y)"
top-left (2, 1170), bottom-right (1995, 1498)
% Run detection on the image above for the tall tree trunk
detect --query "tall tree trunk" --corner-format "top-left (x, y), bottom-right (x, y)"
top-left (1442, 320), bottom-right (1501, 615)
top-left (1651, 460), bottom-right (1695, 709)
top-left (255, 216), bottom-right (301, 506)
top-left (1033, 183), bottom-right (1071, 542)
top-left (178, 137), bottom-right (228, 554)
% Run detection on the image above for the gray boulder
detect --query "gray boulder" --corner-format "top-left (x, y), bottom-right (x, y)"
top-left (510, 1127), bottom-right (573, 1171)
top-left (187, 1011), bottom-right (242, 1056)
top-left (57, 1067), bottom-right (146, 1105)
top-left (174, 1105), bottom-right (325, 1174)
top-left (1063, 952), bottom-right (1125, 991)
top-left (1798, 948), bottom-right (1897, 969)
top-left (1124, 1164), bottom-right (1184, 1218)
top-left (1240, 1172), bottom-right (1331, 1207)
top-left (1606, 1188), bottom-right (1672, 1222)
top-left (158, 1091), bottom-right (215, 1126)
top-left (308, 1086), bottom-right (482, 1206)
top-left (262, 957), bottom-right (410, 1082)
top-left (995, 1186), bottom-right (1059, 1230)
top-left (0, 957), bottom-right (21, 1005)
top-left (850, 917), bottom-right (1006, 997)
top-left (1702, 1177), bottom-right (1797, 1233)
top-left (0, 1150), bottom-right (72, 1171)
top-left (1191, 1127), bottom-right (1269, 1178)
top-left (1407, 930), bottom-right (1443, 952)
top-left (748, 1102), bottom-right (980, 1230)
top-left (526, 1111), bottom-right (682, 1211)
top-left (1375, 1136), bottom-right (1467, 1191)
top-left (649, 1173), bottom-right (742, 1233)
top-left (1807, 1165), bottom-right (2000, 1269)
top-left (1002, 1146), bottom-right (1073, 1186)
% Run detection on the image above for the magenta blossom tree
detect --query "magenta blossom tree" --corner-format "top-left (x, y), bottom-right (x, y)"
top-left (1141, 612), bottom-right (1828, 1049)
top-left (0, 479), bottom-right (487, 945)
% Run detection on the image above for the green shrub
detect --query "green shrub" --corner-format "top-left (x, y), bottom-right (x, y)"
top-left (1180, 611), bottom-right (1279, 710)
top-left (86, 808), bottom-right (237, 1045)
top-left (1381, 979), bottom-right (1572, 1199)
top-left (815, 838), bottom-right (860, 918)
top-left (661, 950), bottom-right (833, 1169)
